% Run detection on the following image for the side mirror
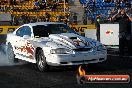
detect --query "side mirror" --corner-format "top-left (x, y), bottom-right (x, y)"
top-left (23, 35), bottom-right (31, 39)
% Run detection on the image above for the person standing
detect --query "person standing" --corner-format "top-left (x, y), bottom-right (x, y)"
top-left (95, 14), bottom-right (101, 42)
top-left (12, 0), bottom-right (16, 5)
top-left (111, 9), bottom-right (132, 56)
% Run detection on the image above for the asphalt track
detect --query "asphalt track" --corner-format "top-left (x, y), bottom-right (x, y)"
top-left (0, 38), bottom-right (132, 88)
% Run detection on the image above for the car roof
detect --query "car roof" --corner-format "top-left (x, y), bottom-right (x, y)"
top-left (27, 22), bottom-right (65, 26)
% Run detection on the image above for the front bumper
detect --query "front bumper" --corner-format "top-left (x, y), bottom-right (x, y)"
top-left (46, 50), bottom-right (107, 66)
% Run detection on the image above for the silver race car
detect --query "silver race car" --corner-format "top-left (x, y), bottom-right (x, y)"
top-left (6, 22), bottom-right (107, 71)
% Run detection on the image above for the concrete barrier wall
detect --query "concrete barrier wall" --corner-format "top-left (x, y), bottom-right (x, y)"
top-left (0, 26), bottom-right (18, 34)
top-left (0, 25), bottom-right (96, 34)
top-left (71, 25), bottom-right (96, 34)
top-left (84, 29), bottom-right (97, 40)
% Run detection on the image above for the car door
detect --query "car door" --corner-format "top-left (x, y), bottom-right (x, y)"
top-left (14, 26), bottom-right (26, 55)
top-left (21, 26), bottom-right (35, 59)
top-left (15, 26), bottom-right (34, 59)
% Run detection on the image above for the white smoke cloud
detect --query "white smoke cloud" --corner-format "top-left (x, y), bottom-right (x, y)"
top-left (0, 51), bottom-right (11, 66)
top-left (0, 45), bottom-right (26, 66)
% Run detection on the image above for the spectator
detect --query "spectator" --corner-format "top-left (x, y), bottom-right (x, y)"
top-left (115, 0), bottom-right (121, 9)
top-left (111, 9), bottom-right (132, 57)
top-left (21, 14), bottom-right (28, 24)
top-left (52, 2), bottom-right (58, 11)
top-left (45, 12), bottom-right (51, 22)
top-left (39, 1), bottom-right (46, 10)
top-left (41, 0), bottom-right (47, 3)
top-left (95, 14), bottom-right (101, 42)
top-left (34, 0), bottom-right (40, 10)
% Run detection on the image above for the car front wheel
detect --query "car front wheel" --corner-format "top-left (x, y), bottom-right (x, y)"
top-left (36, 49), bottom-right (49, 72)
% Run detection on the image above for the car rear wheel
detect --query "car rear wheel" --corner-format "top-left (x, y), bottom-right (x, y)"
top-left (36, 49), bottom-right (49, 72)
top-left (7, 43), bottom-right (18, 63)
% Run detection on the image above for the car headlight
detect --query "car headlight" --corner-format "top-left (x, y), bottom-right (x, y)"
top-left (97, 45), bottom-right (106, 51)
top-left (50, 48), bottom-right (73, 54)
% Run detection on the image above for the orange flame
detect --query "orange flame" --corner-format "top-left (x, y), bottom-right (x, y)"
top-left (78, 65), bottom-right (86, 76)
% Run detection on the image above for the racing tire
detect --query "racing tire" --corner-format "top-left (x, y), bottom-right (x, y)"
top-left (7, 43), bottom-right (19, 63)
top-left (36, 49), bottom-right (49, 72)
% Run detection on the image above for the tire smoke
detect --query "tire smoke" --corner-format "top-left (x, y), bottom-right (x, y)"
top-left (0, 45), bottom-right (26, 66)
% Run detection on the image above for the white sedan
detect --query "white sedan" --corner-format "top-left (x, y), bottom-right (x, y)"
top-left (6, 22), bottom-right (107, 71)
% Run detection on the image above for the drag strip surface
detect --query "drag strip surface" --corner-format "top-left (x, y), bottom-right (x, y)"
top-left (0, 43), bottom-right (132, 88)
top-left (0, 56), bottom-right (132, 88)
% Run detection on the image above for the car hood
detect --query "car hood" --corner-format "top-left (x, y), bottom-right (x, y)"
top-left (49, 33), bottom-right (93, 49)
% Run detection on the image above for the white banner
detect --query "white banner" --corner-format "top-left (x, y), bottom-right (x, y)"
top-left (100, 24), bottom-right (119, 45)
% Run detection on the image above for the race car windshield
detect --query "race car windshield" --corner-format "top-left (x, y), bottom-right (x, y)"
top-left (33, 24), bottom-right (78, 37)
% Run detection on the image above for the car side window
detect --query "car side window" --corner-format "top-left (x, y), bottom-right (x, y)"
top-left (24, 26), bottom-right (31, 37)
top-left (16, 26), bottom-right (25, 37)
top-left (33, 25), bottom-right (49, 37)
top-left (16, 26), bottom-right (31, 37)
